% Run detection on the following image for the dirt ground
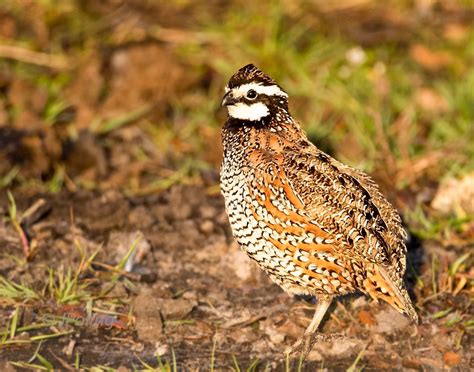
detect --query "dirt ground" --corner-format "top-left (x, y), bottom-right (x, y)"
top-left (0, 185), bottom-right (472, 370)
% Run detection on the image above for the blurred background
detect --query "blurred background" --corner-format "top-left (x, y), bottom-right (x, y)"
top-left (0, 0), bottom-right (472, 196)
top-left (0, 0), bottom-right (473, 369)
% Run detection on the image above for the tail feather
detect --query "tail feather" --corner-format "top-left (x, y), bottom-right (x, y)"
top-left (364, 265), bottom-right (419, 323)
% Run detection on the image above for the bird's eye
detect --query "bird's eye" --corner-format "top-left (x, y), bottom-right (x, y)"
top-left (246, 89), bottom-right (257, 99)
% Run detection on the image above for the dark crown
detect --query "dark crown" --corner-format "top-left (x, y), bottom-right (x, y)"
top-left (227, 64), bottom-right (277, 88)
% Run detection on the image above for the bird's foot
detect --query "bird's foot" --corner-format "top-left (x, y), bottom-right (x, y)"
top-left (284, 333), bottom-right (346, 360)
top-left (284, 333), bottom-right (313, 360)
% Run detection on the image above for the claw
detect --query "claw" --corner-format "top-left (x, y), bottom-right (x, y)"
top-left (284, 333), bottom-right (347, 361)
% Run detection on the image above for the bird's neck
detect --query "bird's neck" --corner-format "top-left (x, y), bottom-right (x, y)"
top-left (222, 113), bottom-right (306, 158)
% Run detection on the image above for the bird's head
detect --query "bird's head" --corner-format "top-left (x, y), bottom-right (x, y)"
top-left (222, 64), bottom-right (289, 122)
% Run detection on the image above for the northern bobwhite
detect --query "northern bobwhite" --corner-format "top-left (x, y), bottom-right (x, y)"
top-left (220, 64), bottom-right (418, 356)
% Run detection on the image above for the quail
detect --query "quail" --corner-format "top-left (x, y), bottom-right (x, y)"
top-left (220, 64), bottom-right (418, 356)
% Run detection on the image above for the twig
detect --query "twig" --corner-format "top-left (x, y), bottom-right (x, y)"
top-left (50, 351), bottom-right (76, 371)
top-left (221, 305), bottom-right (285, 328)
top-left (21, 199), bottom-right (49, 226)
top-left (370, 109), bottom-right (397, 174)
top-left (149, 26), bottom-right (213, 44)
top-left (0, 44), bottom-right (69, 70)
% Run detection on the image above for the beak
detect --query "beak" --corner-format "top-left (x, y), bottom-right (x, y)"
top-left (222, 91), bottom-right (237, 106)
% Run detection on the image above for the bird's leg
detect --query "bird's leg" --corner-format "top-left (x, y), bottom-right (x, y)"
top-left (285, 295), bottom-right (333, 359)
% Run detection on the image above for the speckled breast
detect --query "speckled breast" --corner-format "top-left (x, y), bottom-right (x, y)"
top-left (221, 157), bottom-right (315, 293)
top-left (220, 148), bottom-right (358, 297)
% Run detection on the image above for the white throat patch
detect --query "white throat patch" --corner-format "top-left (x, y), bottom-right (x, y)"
top-left (227, 102), bottom-right (269, 121)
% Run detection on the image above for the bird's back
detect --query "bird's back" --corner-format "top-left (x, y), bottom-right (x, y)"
top-left (282, 139), bottom-right (417, 321)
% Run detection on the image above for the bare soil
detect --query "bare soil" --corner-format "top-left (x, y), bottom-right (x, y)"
top-left (0, 186), bottom-right (472, 370)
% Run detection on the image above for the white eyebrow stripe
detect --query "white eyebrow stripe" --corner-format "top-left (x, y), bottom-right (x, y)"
top-left (232, 83), bottom-right (288, 98)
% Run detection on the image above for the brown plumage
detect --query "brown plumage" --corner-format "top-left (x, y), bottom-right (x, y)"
top-left (220, 64), bottom-right (418, 356)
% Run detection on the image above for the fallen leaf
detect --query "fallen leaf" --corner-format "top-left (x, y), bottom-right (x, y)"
top-left (404, 357), bottom-right (443, 368)
top-left (358, 310), bottom-right (376, 326)
top-left (443, 24), bottom-right (469, 43)
top-left (431, 173), bottom-right (474, 216)
top-left (415, 88), bottom-right (449, 114)
top-left (410, 44), bottom-right (453, 71)
top-left (443, 351), bottom-right (461, 366)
